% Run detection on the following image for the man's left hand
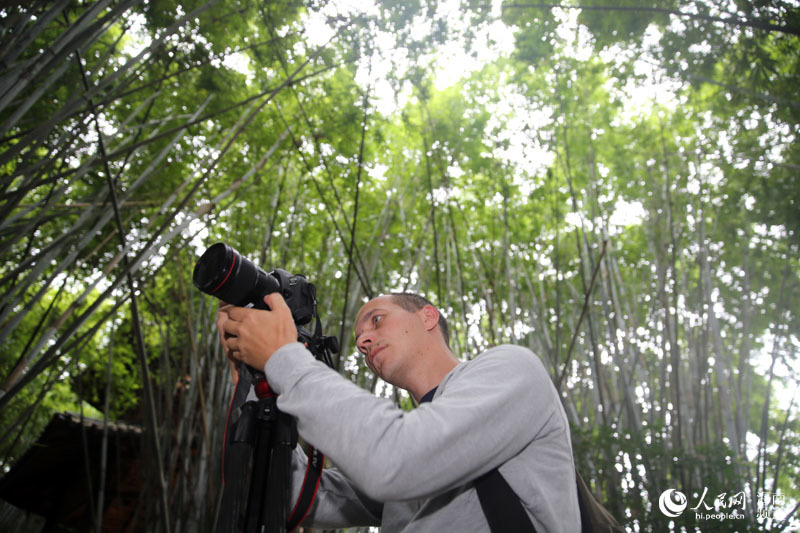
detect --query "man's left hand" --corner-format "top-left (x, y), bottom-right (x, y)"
top-left (220, 292), bottom-right (298, 371)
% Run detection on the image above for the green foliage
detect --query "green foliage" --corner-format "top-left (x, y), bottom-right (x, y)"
top-left (577, 0), bottom-right (675, 49)
top-left (0, 286), bottom-right (128, 466)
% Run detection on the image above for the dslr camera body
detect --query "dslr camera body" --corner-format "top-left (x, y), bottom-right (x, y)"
top-left (192, 242), bottom-right (338, 370)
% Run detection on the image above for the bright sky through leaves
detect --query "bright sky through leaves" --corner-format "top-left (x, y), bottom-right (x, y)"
top-left (300, 1), bottom-right (688, 229)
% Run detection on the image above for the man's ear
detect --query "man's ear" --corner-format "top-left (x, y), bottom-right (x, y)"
top-left (421, 305), bottom-right (439, 332)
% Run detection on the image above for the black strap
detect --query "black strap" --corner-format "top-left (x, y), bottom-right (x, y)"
top-left (286, 446), bottom-right (324, 532)
top-left (576, 476), bottom-right (592, 533)
top-left (477, 468), bottom-right (596, 533)
top-left (475, 469), bottom-right (537, 532)
top-left (420, 387), bottom-right (539, 532)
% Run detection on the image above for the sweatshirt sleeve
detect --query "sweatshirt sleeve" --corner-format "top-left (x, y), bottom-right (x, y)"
top-left (289, 445), bottom-right (383, 528)
top-left (266, 342), bottom-right (560, 502)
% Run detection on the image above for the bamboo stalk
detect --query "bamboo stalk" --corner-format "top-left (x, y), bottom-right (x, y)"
top-left (0, 0), bottom-right (221, 166)
top-left (0, 0), bottom-right (118, 112)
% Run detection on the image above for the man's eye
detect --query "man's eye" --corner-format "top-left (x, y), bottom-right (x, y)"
top-left (372, 315), bottom-right (382, 326)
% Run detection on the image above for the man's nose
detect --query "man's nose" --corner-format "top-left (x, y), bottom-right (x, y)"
top-left (356, 333), bottom-right (373, 354)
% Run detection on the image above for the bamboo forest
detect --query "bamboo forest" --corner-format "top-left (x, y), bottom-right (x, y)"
top-left (0, 0), bottom-right (798, 531)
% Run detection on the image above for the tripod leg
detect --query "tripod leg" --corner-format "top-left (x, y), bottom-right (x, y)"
top-left (244, 412), bottom-right (274, 533)
top-left (264, 412), bottom-right (297, 532)
top-left (217, 397), bottom-right (259, 533)
top-left (218, 441), bottom-right (253, 532)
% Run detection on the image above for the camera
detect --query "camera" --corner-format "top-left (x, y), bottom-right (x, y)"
top-left (194, 243), bottom-right (337, 532)
top-left (192, 242), bottom-right (315, 326)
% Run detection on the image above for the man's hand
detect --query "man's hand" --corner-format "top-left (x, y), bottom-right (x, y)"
top-left (216, 302), bottom-right (240, 383)
top-left (219, 293), bottom-right (298, 372)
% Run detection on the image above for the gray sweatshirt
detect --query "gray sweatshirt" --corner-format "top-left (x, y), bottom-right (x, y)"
top-left (264, 342), bottom-right (581, 532)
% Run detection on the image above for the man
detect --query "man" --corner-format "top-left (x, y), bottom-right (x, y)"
top-left (218, 292), bottom-right (581, 531)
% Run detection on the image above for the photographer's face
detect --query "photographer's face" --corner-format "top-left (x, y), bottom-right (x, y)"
top-left (354, 296), bottom-right (427, 385)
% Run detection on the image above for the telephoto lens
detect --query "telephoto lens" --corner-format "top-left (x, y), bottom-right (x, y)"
top-left (192, 243), bottom-right (279, 309)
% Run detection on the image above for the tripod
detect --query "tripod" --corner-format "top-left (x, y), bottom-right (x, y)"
top-left (216, 327), bottom-right (338, 533)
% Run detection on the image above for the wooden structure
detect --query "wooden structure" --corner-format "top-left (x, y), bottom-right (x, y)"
top-left (0, 412), bottom-right (143, 532)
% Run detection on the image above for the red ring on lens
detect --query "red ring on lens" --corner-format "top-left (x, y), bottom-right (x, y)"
top-left (211, 253), bottom-right (236, 294)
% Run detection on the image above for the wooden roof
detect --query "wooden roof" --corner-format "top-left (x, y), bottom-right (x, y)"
top-left (0, 412), bottom-right (143, 532)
